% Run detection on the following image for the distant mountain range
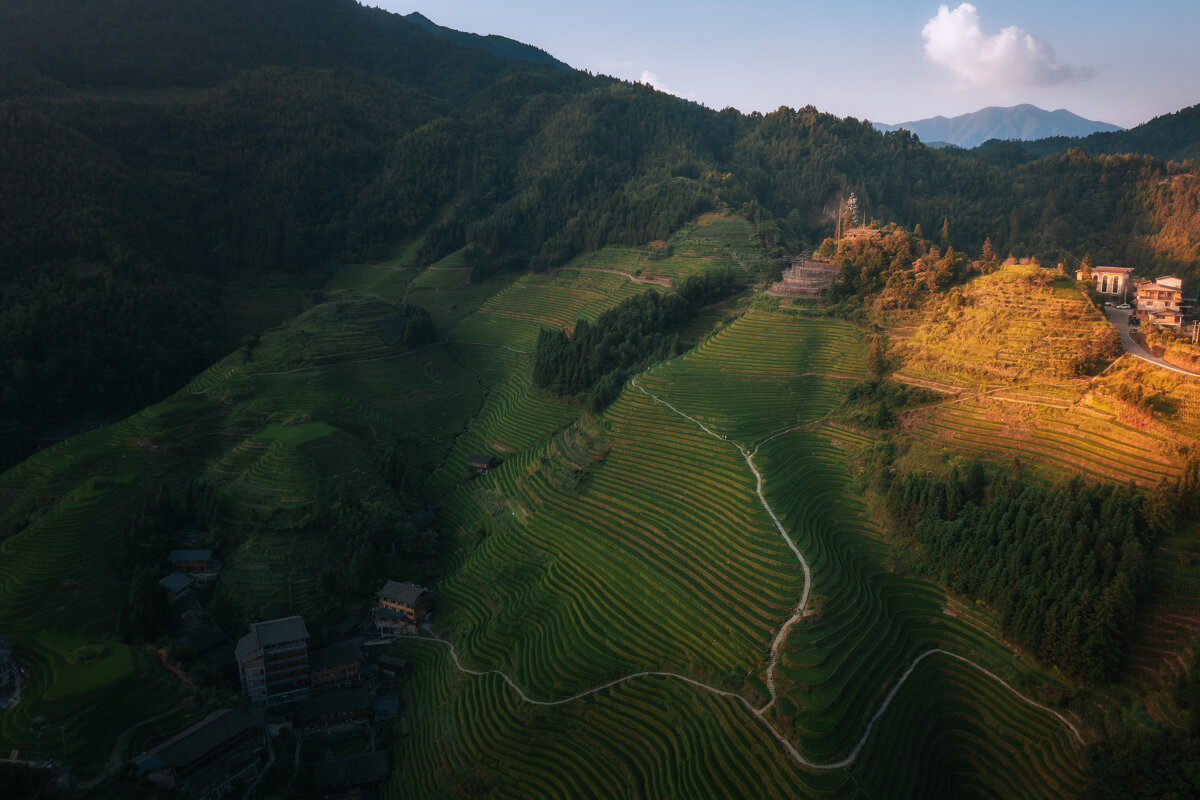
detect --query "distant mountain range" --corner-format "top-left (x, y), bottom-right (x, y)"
top-left (875, 105), bottom-right (1124, 148)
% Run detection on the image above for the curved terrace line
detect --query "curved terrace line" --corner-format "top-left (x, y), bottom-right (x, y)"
top-left (404, 374), bottom-right (1085, 773)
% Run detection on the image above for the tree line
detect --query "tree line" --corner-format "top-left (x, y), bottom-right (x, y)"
top-left (885, 464), bottom-right (1165, 682)
top-left (533, 270), bottom-right (740, 411)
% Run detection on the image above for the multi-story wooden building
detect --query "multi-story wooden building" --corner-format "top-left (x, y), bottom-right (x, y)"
top-left (309, 641), bottom-right (362, 691)
top-left (168, 549), bottom-right (222, 582)
top-left (294, 686), bottom-right (372, 734)
top-left (132, 707), bottom-right (267, 798)
top-left (235, 616), bottom-right (310, 706)
top-left (1137, 276), bottom-right (1184, 327)
top-left (374, 581), bottom-right (432, 636)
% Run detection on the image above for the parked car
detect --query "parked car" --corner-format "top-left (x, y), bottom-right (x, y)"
top-left (1116, 303), bottom-right (1131, 309)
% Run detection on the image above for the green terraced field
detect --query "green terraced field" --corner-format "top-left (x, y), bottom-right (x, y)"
top-left (563, 211), bottom-right (771, 284)
top-left (389, 310), bottom-right (1086, 798)
top-left (326, 264), bottom-right (418, 300)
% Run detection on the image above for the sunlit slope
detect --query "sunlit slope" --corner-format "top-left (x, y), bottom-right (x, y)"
top-left (889, 264), bottom-right (1187, 486)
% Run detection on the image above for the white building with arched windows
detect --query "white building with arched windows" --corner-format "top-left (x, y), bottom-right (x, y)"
top-left (1076, 264), bottom-right (1134, 296)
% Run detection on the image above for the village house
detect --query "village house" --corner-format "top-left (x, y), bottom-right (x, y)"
top-left (159, 572), bottom-right (196, 602)
top-left (377, 654), bottom-right (408, 679)
top-left (309, 641), bottom-right (363, 691)
top-left (1136, 275), bottom-right (1185, 327)
top-left (1077, 264), bottom-right (1135, 296)
top-left (294, 686), bottom-right (372, 734)
top-left (373, 581), bottom-right (432, 636)
top-left (168, 549), bottom-right (222, 582)
top-left (467, 453), bottom-right (495, 474)
top-left (235, 615), bottom-right (311, 706)
top-left (313, 751), bottom-right (390, 799)
top-left (131, 707), bottom-right (267, 798)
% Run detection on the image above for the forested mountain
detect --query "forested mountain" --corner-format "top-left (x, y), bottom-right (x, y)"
top-left (969, 104), bottom-right (1200, 165)
top-left (875, 104), bottom-right (1123, 149)
top-left (401, 11), bottom-right (567, 68)
top-left (1, 0), bottom-right (1199, 471)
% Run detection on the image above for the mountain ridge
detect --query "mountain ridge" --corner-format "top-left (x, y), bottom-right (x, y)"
top-left (875, 104), bottom-right (1123, 148)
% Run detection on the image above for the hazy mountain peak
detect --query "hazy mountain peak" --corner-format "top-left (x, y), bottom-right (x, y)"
top-left (875, 105), bottom-right (1123, 148)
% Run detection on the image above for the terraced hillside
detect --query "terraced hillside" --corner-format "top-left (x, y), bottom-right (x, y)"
top-left (0, 234), bottom-right (706, 774)
top-left (1, 220), bottom-right (1106, 794)
top-left (564, 211), bottom-right (771, 284)
top-left (888, 263), bottom-right (1189, 487)
top-left (389, 310), bottom-right (1086, 798)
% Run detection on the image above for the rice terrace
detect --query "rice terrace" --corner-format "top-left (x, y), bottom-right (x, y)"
top-left (3, 2), bottom-right (1200, 798)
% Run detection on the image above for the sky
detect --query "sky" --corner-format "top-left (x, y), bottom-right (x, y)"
top-left (377, 1), bottom-right (1200, 128)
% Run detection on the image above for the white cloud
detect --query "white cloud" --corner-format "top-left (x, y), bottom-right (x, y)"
top-left (922, 3), bottom-right (1093, 89)
top-left (640, 70), bottom-right (697, 100)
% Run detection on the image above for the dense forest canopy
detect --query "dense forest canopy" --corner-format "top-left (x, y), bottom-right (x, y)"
top-left (1, 0), bottom-right (1199, 471)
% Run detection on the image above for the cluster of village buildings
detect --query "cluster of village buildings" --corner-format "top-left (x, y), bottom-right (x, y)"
top-left (1081, 265), bottom-right (1190, 328)
top-left (127, 548), bottom-right (433, 799)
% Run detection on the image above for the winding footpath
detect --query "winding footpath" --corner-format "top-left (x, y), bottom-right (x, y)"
top-left (402, 376), bottom-right (1085, 772)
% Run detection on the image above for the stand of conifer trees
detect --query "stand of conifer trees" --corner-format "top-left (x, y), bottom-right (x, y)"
top-left (532, 270), bottom-right (739, 411)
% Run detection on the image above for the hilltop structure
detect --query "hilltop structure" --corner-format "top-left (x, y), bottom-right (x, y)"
top-left (768, 254), bottom-right (839, 298)
top-left (1136, 275), bottom-right (1185, 327)
top-left (235, 615), bottom-right (311, 706)
top-left (1077, 264), bottom-right (1134, 297)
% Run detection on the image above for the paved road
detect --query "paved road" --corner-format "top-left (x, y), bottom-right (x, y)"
top-left (1102, 306), bottom-right (1200, 377)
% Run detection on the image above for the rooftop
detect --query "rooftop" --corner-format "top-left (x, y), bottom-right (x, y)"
top-left (141, 707), bottom-right (264, 769)
top-left (1094, 265), bottom-right (1134, 274)
top-left (309, 641), bottom-right (362, 672)
top-left (295, 686), bottom-right (371, 722)
top-left (158, 572), bottom-right (194, 594)
top-left (235, 615), bottom-right (310, 662)
top-left (168, 549), bottom-right (213, 562)
top-left (378, 580), bottom-right (430, 607)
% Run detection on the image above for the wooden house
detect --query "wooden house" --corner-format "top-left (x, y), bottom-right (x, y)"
top-left (158, 572), bottom-right (195, 602)
top-left (294, 686), bottom-right (372, 734)
top-left (167, 549), bottom-right (221, 581)
top-left (309, 641), bottom-right (363, 691)
top-left (467, 453), bottom-right (495, 474)
top-left (378, 581), bottom-right (431, 623)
